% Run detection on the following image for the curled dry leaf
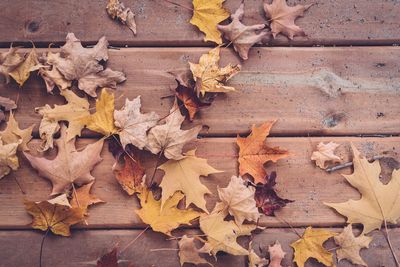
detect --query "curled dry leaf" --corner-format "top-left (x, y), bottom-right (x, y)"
top-left (325, 144), bottom-right (400, 234)
top-left (82, 88), bottom-right (118, 136)
top-left (0, 96), bottom-right (17, 123)
top-left (48, 33), bottom-right (126, 97)
top-left (24, 194), bottom-right (84, 236)
top-left (24, 124), bottom-right (104, 195)
top-left (190, 0), bottom-right (230, 44)
top-left (114, 96), bottom-right (159, 149)
top-left (0, 112), bottom-right (33, 151)
top-left (178, 235), bottom-right (212, 267)
top-left (248, 241), bottom-right (268, 267)
top-left (199, 207), bottom-right (256, 256)
top-left (254, 172), bottom-right (293, 216)
top-left (268, 241), bottom-right (285, 267)
top-left (0, 139), bottom-right (19, 179)
top-left (70, 181), bottom-right (104, 216)
top-left (39, 51), bottom-right (72, 93)
top-left (189, 47), bottom-right (241, 96)
top-left (311, 141), bottom-right (341, 169)
top-left (291, 227), bottom-right (336, 267)
top-left (334, 225), bottom-right (372, 266)
top-left (107, 0), bottom-right (137, 35)
top-left (217, 175), bottom-right (260, 225)
top-left (237, 121), bottom-right (288, 184)
top-left (0, 47), bottom-right (24, 83)
top-left (146, 100), bottom-right (202, 160)
top-left (9, 47), bottom-right (42, 86)
top-left (159, 149), bottom-right (222, 213)
top-left (135, 187), bottom-right (202, 236)
top-left (264, 0), bottom-right (312, 39)
top-left (112, 150), bottom-right (145, 195)
top-left (36, 89), bottom-right (90, 151)
top-left (217, 3), bottom-right (270, 60)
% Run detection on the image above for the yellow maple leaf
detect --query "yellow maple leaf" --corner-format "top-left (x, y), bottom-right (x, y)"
top-left (291, 227), bottom-right (337, 267)
top-left (82, 88), bottom-right (118, 136)
top-left (24, 195), bottom-right (84, 236)
top-left (159, 149), bottom-right (222, 213)
top-left (189, 47), bottom-right (241, 96)
top-left (135, 187), bottom-right (202, 236)
top-left (190, 0), bottom-right (230, 44)
top-left (9, 47), bottom-right (42, 86)
top-left (36, 89), bottom-right (90, 151)
top-left (325, 144), bottom-right (400, 234)
top-left (0, 112), bottom-right (33, 151)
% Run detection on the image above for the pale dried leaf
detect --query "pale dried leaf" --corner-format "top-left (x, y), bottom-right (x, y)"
top-left (107, 0), bottom-right (137, 34)
top-left (178, 235), bottom-right (212, 266)
top-left (311, 142), bottom-right (341, 169)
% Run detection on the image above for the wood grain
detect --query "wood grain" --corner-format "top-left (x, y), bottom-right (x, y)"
top-left (1, 228), bottom-right (399, 267)
top-left (0, 136), bottom-right (399, 229)
top-left (1, 47), bottom-right (400, 136)
top-left (1, 0), bottom-right (400, 46)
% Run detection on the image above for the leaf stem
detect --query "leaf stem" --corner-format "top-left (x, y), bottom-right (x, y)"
top-left (119, 226), bottom-right (149, 256)
top-left (384, 219), bottom-right (400, 266)
top-left (39, 229), bottom-right (50, 267)
top-left (161, 0), bottom-right (193, 11)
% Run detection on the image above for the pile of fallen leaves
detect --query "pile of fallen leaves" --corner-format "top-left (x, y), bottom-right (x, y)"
top-left (1, 1), bottom-right (399, 267)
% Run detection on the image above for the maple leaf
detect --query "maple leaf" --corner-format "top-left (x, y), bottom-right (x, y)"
top-left (190, 0), bottom-right (230, 44)
top-left (189, 47), bottom-right (241, 96)
top-left (0, 111), bottom-right (33, 151)
top-left (268, 241), bottom-right (285, 267)
top-left (70, 181), bottom-right (104, 216)
top-left (47, 33), bottom-right (126, 97)
top-left (146, 100), bottom-right (202, 160)
top-left (311, 142), bottom-right (341, 169)
top-left (0, 96), bottom-right (17, 123)
top-left (248, 241), bottom-right (268, 267)
top-left (291, 227), bottom-right (336, 267)
top-left (254, 171), bottom-right (293, 216)
top-left (135, 187), bottom-right (202, 236)
top-left (217, 175), bottom-right (260, 225)
top-left (39, 51), bottom-right (72, 93)
top-left (0, 47), bottom-right (24, 83)
top-left (114, 96), bottom-right (159, 149)
top-left (24, 194), bottom-right (84, 236)
top-left (24, 124), bottom-right (104, 195)
top-left (263, 0), bottom-right (312, 39)
top-left (0, 139), bottom-right (19, 179)
top-left (112, 150), bottom-right (145, 195)
top-left (175, 79), bottom-right (211, 121)
top-left (158, 149), bottom-right (222, 213)
top-left (199, 208), bottom-right (256, 256)
top-left (9, 47), bottom-right (42, 86)
top-left (334, 225), bottom-right (372, 266)
top-left (82, 88), bottom-right (118, 136)
top-left (178, 235), bottom-right (212, 266)
top-left (36, 89), bottom-right (90, 151)
top-left (237, 121), bottom-right (288, 184)
top-left (217, 3), bottom-right (270, 60)
top-left (325, 144), bottom-right (400, 234)
top-left (107, 0), bottom-right (137, 35)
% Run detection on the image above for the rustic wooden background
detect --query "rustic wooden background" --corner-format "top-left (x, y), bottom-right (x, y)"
top-left (0, 0), bottom-right (400, 266)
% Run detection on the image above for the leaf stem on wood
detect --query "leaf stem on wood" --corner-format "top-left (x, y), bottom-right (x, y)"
top-left (384, 219), bottom-right (400, 267)
top-left (119, 226), bottom-right (149, 256)
top-left (326, 155), bottom-right (383, 173)
top-left (161, 0), bottom-right (193, 11)
top-left (39, 229), bottom-right (50, 267)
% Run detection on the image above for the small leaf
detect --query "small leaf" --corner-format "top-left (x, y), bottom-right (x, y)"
top-left (107, 0), bottom-right (137, 35)
top-left (311, 142), bottom-right (341, 169)
top-left (178, 235), bottom-right (212, 266)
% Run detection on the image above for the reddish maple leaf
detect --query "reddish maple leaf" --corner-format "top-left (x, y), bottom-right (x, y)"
top-left (254, 171), bottom-right (293, 216)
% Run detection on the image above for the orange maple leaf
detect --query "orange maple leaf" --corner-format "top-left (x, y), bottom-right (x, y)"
top-left (237, 121), bottom-right (288, 184)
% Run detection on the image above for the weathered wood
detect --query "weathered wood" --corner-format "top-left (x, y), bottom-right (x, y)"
top-left (1, 228), bottom-right (400, 267)
top-left (1, 47), bottom-right (400, 136)
top-left (0, 229), bottom-right (245, 267)
top-left (0, 136), bottom-right (399, 229)
top-left (251, 227), bottom-right (400, 267)
top-left (1, 0), bottom-right (400, 46)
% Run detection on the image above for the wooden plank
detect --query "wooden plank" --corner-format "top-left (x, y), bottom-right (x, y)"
top-left (0, 136), bottom-right (399, 229)
top-left (0, 229), bottom-right (245, 267)
top-left (1, 0), bottom-right (400, 46)
top-left (2, 47), bottom-right (400, 136)
top-left (251, 227), bottom-right (400, 267)
top-left (1, 228), bottom-right (399, 267)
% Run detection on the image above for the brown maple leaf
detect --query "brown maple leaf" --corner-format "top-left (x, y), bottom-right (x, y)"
top-left (0, 47), bottom-right (24, 83)
top-left (24, 124), bottom-right (104, 195)
top-left (217, 2), bottom-right (270, 60)
top-left (70, 181), bottom-right (104, 216)
top-left (237, 121), bottom-right (289, 184)
top-left (47, 33), bottom-right (126, 97)
top-left (264, 0), bottom-right (313, 39)
top-left (254, 172), bottom-right (293, 216)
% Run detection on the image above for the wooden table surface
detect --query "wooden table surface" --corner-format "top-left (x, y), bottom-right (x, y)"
top-left (0, 0), bottom-right (400, 266)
